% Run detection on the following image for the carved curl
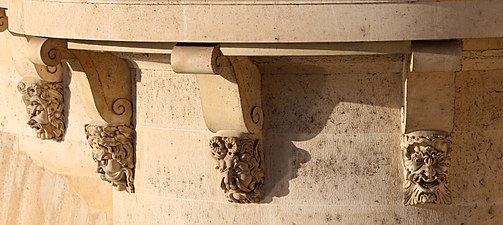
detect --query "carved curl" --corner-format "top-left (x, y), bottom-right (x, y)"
top-left (0, 9), bottom-right (7, 32)
top-left (209, 136), bottom-right (265, 203)
top-left (17, 79), bottom-right (64, 141)
top-left (402, 132), bottom-right (451, 205)
top-left (85, 124), bottom-right (135, 193)
top-left (251, 106), bottom-right (264, 129)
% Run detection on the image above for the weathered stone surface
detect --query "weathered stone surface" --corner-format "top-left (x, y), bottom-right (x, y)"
top-left (5, 0), bottom-right (503, 42)
top-left (260, 55), bottom-right (403, 136)
top-left (135, 69), bottom-right (206, 130)
top-left (115, 52), bottom-right (502, 224)
top-left (0, 132), bottom-right (112, 225)
top-left (454, 70), bottom-right (503, 132)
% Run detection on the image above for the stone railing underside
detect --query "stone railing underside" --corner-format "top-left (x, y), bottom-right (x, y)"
top-left (1, 0), bottom-right (502, 42)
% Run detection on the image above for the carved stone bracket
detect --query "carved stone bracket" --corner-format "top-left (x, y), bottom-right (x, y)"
top-left (401, 40), bottom-right (461, 205)
top-left (7, 33), bottom-right (135, 191)
top-left (85, 124), bottom-right (135, 193)
top-left (209, 136), bottom-right (265, 203)
top-left (171, 45), bottom-right (264, 203)
top-left (70, 50), bottom-right (135, 192)
top-left (17, 77), bottom-right (64, 141)
top-left (402, 131), bottom-right (451, 205)
top-left (5, 35), bottom-right (68, 141)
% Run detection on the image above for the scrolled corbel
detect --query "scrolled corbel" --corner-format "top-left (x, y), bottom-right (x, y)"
top-left (69, 50), bottom-right (135, 193)
top-left (9, 36), bottom-right (70, 142)
top-left (171, 45), bottom-right (264, 203)
top-left (8, 33), bottom-right (136, 191)
top-left (401, 40), bottom-right (461, 205)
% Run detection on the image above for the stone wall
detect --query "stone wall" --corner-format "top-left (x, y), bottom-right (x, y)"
top-left (0, 32), bottom-right (502, 224)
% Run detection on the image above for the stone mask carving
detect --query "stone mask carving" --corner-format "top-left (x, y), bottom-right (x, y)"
top-left (85, 125), bottom-right (135, 193)
top-left (402, 133), bottom-right (451, 205)
top-left (209, 136), bottom-right (265, 203)
top-left (17, 80), bottom-right (64, 141)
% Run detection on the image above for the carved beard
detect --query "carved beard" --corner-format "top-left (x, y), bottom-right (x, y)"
top-left (404, 179), bottom-right (451, 205)
top-left (27, 97), bottom-right (52, 137)
top-left (19, 81), bottom-right (64, 141)
top-left (403, 146), bottom-right (451, 205)
top-left (97, 158), bottom-right (131, 192)
top-left (220, 153), bottom-right (260, 203)
top-left (86, 125), bottom-right (135, 193)
top-left (210, 136), bottom-right (265, 203)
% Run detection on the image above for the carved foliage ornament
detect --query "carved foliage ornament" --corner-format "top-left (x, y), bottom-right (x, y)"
top-left (210, 136), bottom-right (265, 203)
top-left (17, 80), bottom-right (64, 141)
top-left (402, 133), bottom-right (451, 205)
top-left (85, 124), bottom-right (135, 193)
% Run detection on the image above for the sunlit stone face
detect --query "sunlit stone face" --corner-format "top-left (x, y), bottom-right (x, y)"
top-left (85, 125), bottom-right (135, 193)
top-left (209, 136), bottom-right (264, 203)
top-left (18, 80), bottom-right (64, 141)
top-left (402, 132), bottom-right (451, 205)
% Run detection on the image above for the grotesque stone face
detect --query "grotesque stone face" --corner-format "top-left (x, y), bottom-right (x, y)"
top-left (209, 136), bottom-right (264, 203)
top-left (17, 80), bottom-right (64, 141)
top-left (85, 124), bottom-right (135, 193)
top-left (402, 133), bottom-right (451, 205)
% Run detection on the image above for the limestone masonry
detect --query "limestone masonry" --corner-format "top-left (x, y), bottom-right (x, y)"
top-left (0, 1), bottom-right (502, 224)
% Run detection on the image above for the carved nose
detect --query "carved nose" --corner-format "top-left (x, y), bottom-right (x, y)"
top-left (423, 165), bottom-right (436, 179)
top-left (225, 170), bottom-right (238, 189)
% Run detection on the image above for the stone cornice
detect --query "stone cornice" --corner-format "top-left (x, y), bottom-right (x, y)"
top-left (3, 1), bottom-right (503, 42)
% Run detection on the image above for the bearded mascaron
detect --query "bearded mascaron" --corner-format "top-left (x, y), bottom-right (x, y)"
top-left (17, 79), bottom-right (64, 141)
top-left (402, 132), bottom-right (451, 205)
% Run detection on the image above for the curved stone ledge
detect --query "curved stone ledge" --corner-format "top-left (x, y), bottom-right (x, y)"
top-left (3, 0), bottom-right (503, 42)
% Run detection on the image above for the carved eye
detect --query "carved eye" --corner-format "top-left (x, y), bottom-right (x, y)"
top-left (411, 153), bottom-right (423, 163)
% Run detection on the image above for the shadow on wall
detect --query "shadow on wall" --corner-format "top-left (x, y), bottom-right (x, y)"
top-left (253, 55), bottom-right (404, 202)
top-left (62, 64), bottom-right (72, 142)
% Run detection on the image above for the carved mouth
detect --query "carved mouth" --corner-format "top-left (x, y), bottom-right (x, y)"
top-left (418, 179), bottom-right (439, 189)
top-left (28, 108), bottom-right (48, 129)
top-left (28, 119), bottom-right (42, 130)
